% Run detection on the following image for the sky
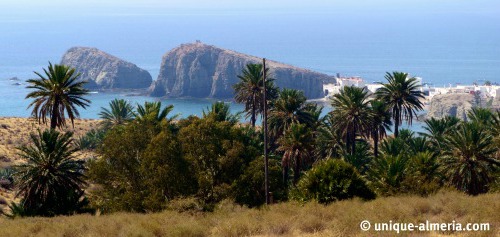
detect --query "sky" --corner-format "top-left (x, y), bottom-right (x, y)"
top-left (1, 0), bottom-right (499, 17)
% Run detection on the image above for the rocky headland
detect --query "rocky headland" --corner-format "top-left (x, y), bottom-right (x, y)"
top-left (149, 42), bottom-right (332, 99)
top-left (425, 93), bottom-right (500, 120)
top-left (60, 47), bottom-right (152, 89)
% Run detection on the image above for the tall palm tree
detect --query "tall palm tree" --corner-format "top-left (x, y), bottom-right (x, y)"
top-left (135, 101), bottom-right (177, 124)
top-left (202, 101), bottom-right (241, 124)
top-left (277, 123), bottom-right (314, 185)
top-left (369, 100), bottom-right (392, 157)
top-left (440, 122), bottom-right (499, 195)
top-left (99, 98), bottom-right (135, 127)
top-left (233, 63), bottom-right (278, 127)
top-left (26, 63), bottom-right (90, 129)
top-left (375, 72), bottom-right (424, 137)
top-left (14, 129), bottom-right (86, 216)
top-left (268, 89), bottom-right (315, 140)
top-left (330, 86), bottom-right (371, 155)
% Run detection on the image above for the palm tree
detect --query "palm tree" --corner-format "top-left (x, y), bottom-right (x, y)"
top-left (369, 100), bottom-right (392, 157)
top-left (135, 101), bottom-right (177, 124)
top-left (14, 129), bottom-right (86, 216)
top-left (99, 98), bottom-right (135, 127)
top-left (202, 101), bottom-right (241, 124)
top-left (330, 86), bottom-right (371, 155)
top-left (268, 89), bottom-right (315, 140)
top-left (277, 123), bottom-right (314, 185)
top-left (421, 116), bottom-right (460, 151)
top-left (440, 122), bottom-right (499, 195)
top-left (26, 63), bottom-right (90, 129)
top-left (368, 154), bottom-right (409, 196)
top-left (467, 107), bottom-right (493, 125)
top-left (315, 114), bottom-right (344, 160)
top-left (233, 63), bottom-right (278, 127)
top-left (375, 72), bottom-right (424, 137)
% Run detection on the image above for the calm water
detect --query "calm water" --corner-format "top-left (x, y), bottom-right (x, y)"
top-left (1, 10), bottom-right (499, 125)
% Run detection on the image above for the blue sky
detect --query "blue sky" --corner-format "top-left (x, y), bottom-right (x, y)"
top-left (1, 0), bottom-right (499, 15)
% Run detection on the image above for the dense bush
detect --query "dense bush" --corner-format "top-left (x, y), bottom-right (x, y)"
top-left (232, 157), bottom-right (285, 207)
top-left (292, 159), bottom-right (375, 204)
top-left (179, 117), bottom-right (260, 208)
top-left (87, 122), bottom-right (196, 213)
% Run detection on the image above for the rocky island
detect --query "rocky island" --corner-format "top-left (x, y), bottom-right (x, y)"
top-left (60, 47), bottom-right (152, 89)
top-left (149, 42), bottom-right (333, 99)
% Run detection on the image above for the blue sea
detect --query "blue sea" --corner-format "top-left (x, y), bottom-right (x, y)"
top-left (1, 9), bottom-right (499, 123)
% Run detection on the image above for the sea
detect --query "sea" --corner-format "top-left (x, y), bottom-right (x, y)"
top-left (1, 9), bottom-right (499, 131)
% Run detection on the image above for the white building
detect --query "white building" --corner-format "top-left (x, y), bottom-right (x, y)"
top-left (338, 77), bottom-right (365, 88)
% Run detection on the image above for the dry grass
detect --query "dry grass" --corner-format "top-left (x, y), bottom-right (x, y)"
top-left (0, 190), bottom-right (498, 237)
top-left (0, 117), bottom-right (99, 167)
top-left (0, 117), bottom-right (100, 214)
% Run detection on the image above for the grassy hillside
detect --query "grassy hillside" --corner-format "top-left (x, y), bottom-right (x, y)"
top-left (0, 190), bottom-right (498, 237)
top-left (0, 117), bottom-right (99, 167)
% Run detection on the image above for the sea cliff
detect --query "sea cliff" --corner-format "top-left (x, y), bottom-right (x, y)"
top-left (149, 42), bottom-right (332, 99)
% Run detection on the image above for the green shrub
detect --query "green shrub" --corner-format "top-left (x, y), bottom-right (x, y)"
top-left (0, 167), bottom-right (14, 189)
top-left (179, 117), bottom-right (260, 206)
top-left (292, 159), bottom-right (375, 204)
top-left (87, 122), bottom-right (196, 213)
top-left (233, 157), bottom-right (285, 207)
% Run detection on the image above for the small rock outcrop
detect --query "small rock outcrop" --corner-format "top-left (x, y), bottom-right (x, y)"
top-left (149, 42), bottom-right (332, 99)
top-left (60, 47), bottom-right (152, 89)
top-left (427, 93), bottom-right (476, 120)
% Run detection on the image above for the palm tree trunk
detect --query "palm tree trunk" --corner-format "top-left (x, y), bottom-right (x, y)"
top-left (394, 108), bottom-right (400, 138)
top-left (50, 98), bottom-right (59, 129)
top-left (293, 155), bottom-right (300, 185)
top-left (373, 131), bottom-right (379, 157)
top-left (283, 164), bottom-right (289, 186)
top-left (251, 93), bottom-right (256, 127)
top-left (345, 125), bottom-right (352, 155)
top-left (351, 125), bottom-right (357, 155)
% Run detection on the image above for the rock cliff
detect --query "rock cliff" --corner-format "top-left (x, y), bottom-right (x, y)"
top-left (149, 42), bottom-right (332, 99)
top-left (60, 47), bottom-right (152, 89)
top-left (427, 93), bottom-right (476, 120)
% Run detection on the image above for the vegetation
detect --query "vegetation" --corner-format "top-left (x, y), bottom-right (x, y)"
top-left (0, 167), bottom-right (14, 190)
top-left (0, 191), bottom-right (498, 237)
top-left (375, 71), bottom-right (424, 137)
top-left (75, 129), bottom-right (106, 151)
top-left (292, 159), bottom-right (375, 203)
top-left (98, 98), bottom-right (135, 127)
top-left (233, 63), bottom-right (278, 127)
top-left (26, 63), bottom-right (90, 129)
top-left (87, 122), bottom-right (195, 212)
top-left (440, 122), bottom-right (498, 195)
top-left (2, 65), bottom-right (498, 237)
top-left (330, 86), bottom-right (371, 155)
top-left (12, 129), bottom-right (88, 216)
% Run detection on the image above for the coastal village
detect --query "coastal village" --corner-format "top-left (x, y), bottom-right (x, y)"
top-left (323, 74), bottom-right (500, 108)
